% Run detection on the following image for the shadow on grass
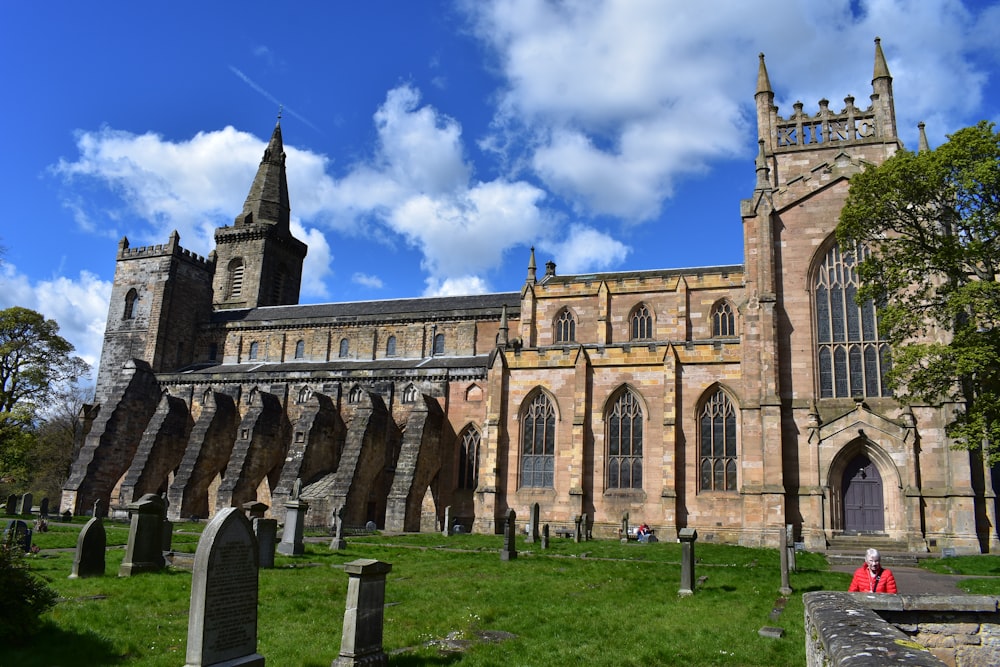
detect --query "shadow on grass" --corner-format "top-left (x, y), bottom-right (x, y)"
top-left (0, 621), bottom-right (124, 666)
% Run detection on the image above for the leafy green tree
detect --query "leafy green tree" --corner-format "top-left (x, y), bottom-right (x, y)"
top-left (837, 121), bottom-right (1000, 462)
top-left (0, 307), bottom-right (89, 489)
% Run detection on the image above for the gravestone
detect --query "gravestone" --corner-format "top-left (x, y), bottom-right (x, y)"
top-left (500, 508), bottom-right (517, 561)
top-left (785, 524), bottom-right (797, 573)
top-left (18, 493), bottom-right (33, 515)
top-left (442, 506), bottom-right (452, 537)
top-left (541, 524), bottom-right (549, 549)
top-left (4, 519), bottom-right (32, 553)
top-left (93, 498), bottom-right (104, 518)
top-left (333, 559), bottom-right (392, 667)
top-left (69, 517), bottom-right (106, 578)
top-left (244, 501), bottom-right (275, 569)
top-left (527, 503), bottom-right (539, 544)
top-left (39, 497), bottom-right (50, 518)
top-left (185, 507), bottom-right (264, 667)
top-left (779, 524), bottom-right (793, 595)
top-left (119, 493), bottom-right (166, 576)
top-left (277, 480), bottom-right (308, 556)
top-left (574, 515), bottom-right (583, 543)
top-left (5, 494), bottom-right (15, 515)
top-left (678, 528), bottom-right (698, 596)
top-left (621, 512), bottom-right (629, 543)
top-left (330, 505), bottom-right (347, 551)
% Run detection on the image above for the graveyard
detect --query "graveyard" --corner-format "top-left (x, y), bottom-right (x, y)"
top-left (3, 505), bottom-right (999, 666)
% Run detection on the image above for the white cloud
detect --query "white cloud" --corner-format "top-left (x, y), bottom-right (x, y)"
top-left (423, 275), bottom-right (492, 297)
top-left (0, 263), bottom-right (112, 382)
top-left (541, 224), bottom-right (630, 275)
top-left (290, 220), bottom-right (332, 300)
top-left (352, 273), bottom-right (384, 289)
top-left (465, 0), bottom-right (997, 217)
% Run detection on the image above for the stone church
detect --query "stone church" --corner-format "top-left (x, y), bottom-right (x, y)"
top-left (61, 40), bottom-right (1000, 553)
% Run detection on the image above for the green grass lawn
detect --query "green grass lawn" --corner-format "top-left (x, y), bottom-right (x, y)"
top-left (918, 554), bottom-right (1000, 594)
top-left (4, 527), bottom-right (860, 666)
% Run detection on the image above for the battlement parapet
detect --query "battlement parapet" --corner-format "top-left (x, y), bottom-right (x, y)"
top-left (116, 234), bottom-right (215, 268)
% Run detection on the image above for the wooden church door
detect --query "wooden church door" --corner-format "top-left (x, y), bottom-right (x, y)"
top-left (842, 454), bottom-right (884, 533)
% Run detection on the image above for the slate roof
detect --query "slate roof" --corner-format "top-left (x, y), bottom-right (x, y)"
top-left (212, 292), bottom-right (521, 324)
top-left (176, 354), bottom-right (494, 377)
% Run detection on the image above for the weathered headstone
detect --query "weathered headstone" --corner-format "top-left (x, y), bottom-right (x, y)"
top-left (621, 511), bottom-right (629, 543)
top-left (527, 503), bottom-right (540, 544)
top-left (678, 528), bottom-right (698, 596)
top-left (330, 505), bottom-right (347, 551)
top-left (332, 559), bottom-right (392, 667)
top-left (18, 492), bottom-right (33, 515)
top-left (39, 497), bottom-right (50, 518)
top-left (500, 508), bottom-right (517, 561)
top-left (277, 480), bottom-right (308, 556)
top-left (574, 514), bottom-right (583, 543)
top-left (244, 501), bottom-right (275, 569)
top-left (184, 507), bottom-right (264, 667)
top-left (442, 505), bottom-right (452, 537)
top-left (119, 493), bottom-right (166, 576)
top-left (4, 494), bottom-right (15, 515)
top-left (3, 519), bottom-right (32, 553)
top-left (541, 524), bottom-right (549, 549)
top-left (785, 524), bottom-right (797, 573)
top-left (69, 516), bottom-right (106, 578)
top-left (92, 498), bottom-right (104, 518)
top-left (779, 524), bottom-right (793, 595)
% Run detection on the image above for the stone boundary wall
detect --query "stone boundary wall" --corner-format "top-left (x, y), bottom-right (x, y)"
top-left (804, 592), bottom-right (1000, 666)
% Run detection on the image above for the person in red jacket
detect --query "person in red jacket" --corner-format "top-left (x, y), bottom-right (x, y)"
top-left (848, 548), bottom-right (898, 593)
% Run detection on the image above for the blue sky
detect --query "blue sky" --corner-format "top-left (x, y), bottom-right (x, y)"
top-left (2, 0), bottom-right (999, 381)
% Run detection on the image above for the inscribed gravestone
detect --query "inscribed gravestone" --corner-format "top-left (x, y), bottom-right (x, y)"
top-left (18, 493), bottom-right (33, 515)
top-left (678, 528), bottom-right (698, 596)
top-left (330, 506), bottom-right (347, 551)
top-left (4, 519), bottom-right (32, 553)
top-left (5, 494), bottom-right (15, 515)
top-left (70, 517), bottom-right (106, 578)
top-left (185, 507), bottom-right (263, 667)
top-left (39, 497), bottom-right (49, 518)
top-left (277, 480), bottom-right (308, 556)
top-left (527, 503), bottom-right (539, 543)
top-left (119, 493), bottom-right (166, 576)
top-left (501, 508), bottom-right (517, 561)
top-left (333, 559), bottom-right (392, 667)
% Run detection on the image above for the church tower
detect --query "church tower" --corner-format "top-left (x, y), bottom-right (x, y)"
top-left (212, 121), bottom-right (308, 309)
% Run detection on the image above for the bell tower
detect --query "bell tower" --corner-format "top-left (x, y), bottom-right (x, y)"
top-left (212, 120), bottom-right (307, 309)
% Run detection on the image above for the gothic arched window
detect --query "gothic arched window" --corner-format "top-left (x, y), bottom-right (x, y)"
top-left (402, 384), bottom-right (418, 404)
top-left (520, 392), bottom-right (555, 488)
top-left (630, 304), bottom-right (652, 340)
top-left (386, 335), bottom-right (397, 357)
top-left (607, 389), bottom-right (643, 489)
top-left (228, 258), bottom-right (245, 299)
top-left (433, 333), bottom-right (445, 355)
top-left (294, 339), bottom-right (305, 359)
top-left (699, 389), bottom-right (737, 492)
top-left (248, 341), bottom-right (259, 361)
top-left (555, 309), bottom-right (576, 343)
top-left (339, 338), bottom-right (350, 358)
top-left (348, 385), bottom-right (364, 404)
top-left (457, 425), bottom-right (481, 491)
top-left (123, 288), bottom-right (138, 320)
top-left (712, 300), bottom-right (736, 337)
top-left (814, 243), bottom-right (891, 398)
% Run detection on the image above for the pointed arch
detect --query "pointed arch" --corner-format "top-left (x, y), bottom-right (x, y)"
top-left (386, 335), bottom-right (397, 357)
top-left (401, 384), bottom-right (419, 404)
top-left (555, 307), bottom-right (576, 343)
top-left (433, 332), bottom-right (445, 355)
top-left (629, 303), bottom-right (653, 340)
top-left (605, 386), bottom-right (644, 489)
top-left (457, 423), bottom-right (481, 491)
top-left (812, 237), bottom-right (891, 398)
top-left (711, 299), bottom-right (737, 337)
top-left (697, 385), bottom-right (739, 492)
top-left (348, 384), bottom-right (364, 404)
top-left (248, 341), bottom-right (259, 361)
top-left (294, 339), bottom-right (305, 359)
top-left (338, 337), bottom-right (350, 358)
top-left (519, 388), bottom-right (557, 488)
top-left (123, 288), bottom-right (138, 320)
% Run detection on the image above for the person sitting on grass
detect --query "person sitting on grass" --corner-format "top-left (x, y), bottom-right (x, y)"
top-left (848, 548), bottom-right (897, 593)
top-left (636, 523), bottom-right (651, 542)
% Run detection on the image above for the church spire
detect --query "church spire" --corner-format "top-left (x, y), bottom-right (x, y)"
top-left (756, 52), bottom-right (773, 96)
top-left (235, 121), bottom-right (291, 233)
top-left (527, 246), bottom-right (537, 284)
top-left (872, 37), bottom-right (891, 82)
top-left (918, 122), bottom-right (930, 153)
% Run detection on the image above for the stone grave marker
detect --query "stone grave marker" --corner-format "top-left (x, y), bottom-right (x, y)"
top-left (18, 492), bottom-right (33, 515)
top-left (678, 528), bottom-right (698, 596)
top-left (501, 508), bottom-right (517, 561)
top-left (442, 505), bottom-right (452, 537)
top-left (330, 506), bottom-right (347, 551)
top-left (527, 503), bottom-right (539, 544)
top-left (541, 524), bottom-right (549, 549)
top-left (574, 514), bottom-right (583, 543)
top-left (277, 479), bottom-right (308, 556)
top-left (5, 494), bottom-right (15, 515)
top-left (785, 524), bottom-right (797, 573)
top-left (69, 516), bottom-right (106, 578)
top-left (243, 501), bottom-right (275, 569)
top-left (779, 524), bottom-right (793, 595)
top-left (184, 507), bottom-right (264, 667)
top-left (333, 559), bottom-right (392, 667)
top-left (39, 497), bottom-right (50, 518)
top-left (4, 519), bottom-right (32, 553)
top-left (119, 493), bottom-right (166, 576)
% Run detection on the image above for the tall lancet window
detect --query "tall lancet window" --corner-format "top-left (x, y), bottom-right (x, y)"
top-left (814, 243), bottom-right (891, 398)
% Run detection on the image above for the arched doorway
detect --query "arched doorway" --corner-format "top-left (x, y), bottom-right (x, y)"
top-left (842, 454), bottom-right (885, 533)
